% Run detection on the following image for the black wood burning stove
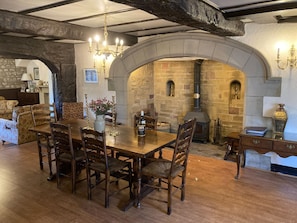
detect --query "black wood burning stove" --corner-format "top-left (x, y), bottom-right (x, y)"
top-left (184, 60), bottom-right (210, 143)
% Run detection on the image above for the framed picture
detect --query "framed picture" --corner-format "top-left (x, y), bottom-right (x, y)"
top-left (33, 67), bottom-right (40, 80)
top-left (84, 68), bottom-right (98, 83)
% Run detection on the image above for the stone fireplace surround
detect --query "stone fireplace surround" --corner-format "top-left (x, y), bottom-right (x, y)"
top-left (110, 32), bottom-right (281, 130)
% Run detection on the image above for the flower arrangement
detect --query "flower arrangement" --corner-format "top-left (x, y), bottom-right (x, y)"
top-left (89, 97), bottom-right (114, 116)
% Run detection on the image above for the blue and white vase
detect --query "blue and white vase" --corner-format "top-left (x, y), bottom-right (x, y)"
top-left (94, 115), bottom-right (105, 132)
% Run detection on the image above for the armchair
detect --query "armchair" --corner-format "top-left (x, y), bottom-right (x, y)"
top-left (0, 99), bottom-right (19, 119)
top-left (0, 105), bottom-right (36, 144)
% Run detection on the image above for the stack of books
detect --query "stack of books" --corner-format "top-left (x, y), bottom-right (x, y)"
top-left (245, 126), bottom-right (268, 136)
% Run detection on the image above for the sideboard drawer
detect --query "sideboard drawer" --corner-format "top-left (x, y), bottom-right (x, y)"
top-left (274, 141), bottom-right (297, 154)
top-left (241, 137), bottom-right (273, 149)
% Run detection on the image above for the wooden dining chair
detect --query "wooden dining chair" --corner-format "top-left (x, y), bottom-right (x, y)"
top-left (62, 102), bottom-right (84, 120)
top-left (141, 118), bottom-right (196, 215)
top-left (80, 128), bottom-right (133, 208)
top-left (31, 103), bottom-right (57, 180)
top-left (104, 111), bottom-right (116, 123)
top-left (134, 114), bottom-right (157, 130)
top-left (50, 122), bottom-right (86, 193)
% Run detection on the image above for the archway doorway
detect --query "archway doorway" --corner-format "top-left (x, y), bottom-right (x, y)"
top-left (0, 35), bottom-right (77, 118)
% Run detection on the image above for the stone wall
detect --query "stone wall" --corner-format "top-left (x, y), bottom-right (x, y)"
top-left (154, 60), bottom-right (194, 132)
top-left (200, 60), bottom-right (244, 142)
top-left (129, 60), bottom-right (245, 139)
top-left (0, 58), bottom-right (26, 89)
top-left (128, 63), bottom-right (155, 126)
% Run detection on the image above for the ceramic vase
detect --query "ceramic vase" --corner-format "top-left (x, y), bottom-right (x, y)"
top-left (272, 104), bottom-right (288, 134)
top-left (94, 115), bottom-right (105, 132)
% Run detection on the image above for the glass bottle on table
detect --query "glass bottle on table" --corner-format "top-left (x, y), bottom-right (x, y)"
top-left (138, 110), bottom-right (146, 137)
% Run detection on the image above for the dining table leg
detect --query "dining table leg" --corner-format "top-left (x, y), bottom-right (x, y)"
top-left (136, 157), bottom-right (142, 208)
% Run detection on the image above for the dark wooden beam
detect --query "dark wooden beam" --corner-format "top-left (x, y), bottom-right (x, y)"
top-left (0, 9), bottom-right (137, 46)
top-left (224, 1), bottom-right (297, 18)
top-left (110, 0), bottom-right (245, 36)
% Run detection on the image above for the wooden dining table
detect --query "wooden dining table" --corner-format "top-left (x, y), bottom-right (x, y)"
top-left (29, 119), bottom-right (176, 210)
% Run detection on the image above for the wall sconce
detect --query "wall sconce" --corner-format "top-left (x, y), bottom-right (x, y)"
top-left (276, 44), bottom-right (297, 70)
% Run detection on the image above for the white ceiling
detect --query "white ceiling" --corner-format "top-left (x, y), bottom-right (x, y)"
top-left (0, 0), bottom-right (297, 43)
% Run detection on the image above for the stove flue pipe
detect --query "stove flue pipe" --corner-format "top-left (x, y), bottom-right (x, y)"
top-left (194, 59), bottom-right (204, 112)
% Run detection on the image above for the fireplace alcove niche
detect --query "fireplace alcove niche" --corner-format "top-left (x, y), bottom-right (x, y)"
top-left (166, 80), bottom-right (175, 97)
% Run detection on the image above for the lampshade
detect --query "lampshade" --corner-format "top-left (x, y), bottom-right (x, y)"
top-left (21, 73), bottom-right (32, 81)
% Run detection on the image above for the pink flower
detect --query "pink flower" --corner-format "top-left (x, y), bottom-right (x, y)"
top-left (89, 97), bottom-right (114, 115)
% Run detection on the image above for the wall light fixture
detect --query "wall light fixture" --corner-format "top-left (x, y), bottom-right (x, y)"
top-left (276, 44), bottom-right (297, 70)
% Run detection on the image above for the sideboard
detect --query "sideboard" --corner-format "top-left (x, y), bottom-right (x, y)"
top-left (236, 130), bottom-right (297, 179)
top-left (17, 92), bottom-right (40, 106)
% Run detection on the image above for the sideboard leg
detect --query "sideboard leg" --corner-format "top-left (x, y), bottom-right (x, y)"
top-left (235, 153), bottom-right (241, 180)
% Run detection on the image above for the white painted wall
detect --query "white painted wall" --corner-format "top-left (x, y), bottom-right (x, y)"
top-left (15, 59), bottom-right (54, 103)
top-left (74, 43), bottom-right (115, 121)
top-left (233, 23), bottom-right (297, 167)
top-left (234, 24), bottom-right (297, 132)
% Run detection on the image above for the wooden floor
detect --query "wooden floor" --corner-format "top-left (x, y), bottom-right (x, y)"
top-left (1, 141), bottom-right (297, 223)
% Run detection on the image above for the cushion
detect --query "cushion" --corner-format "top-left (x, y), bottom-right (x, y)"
top-left (6, 100), bottom-right (19, 109)
top-left (0, 96), bottom-right (5, 100)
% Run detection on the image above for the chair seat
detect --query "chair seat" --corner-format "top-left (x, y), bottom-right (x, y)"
top-left (142, 158), bottom-right (184, 178)
top-left (59, 150), bottom-right (85, 162)
top-left (89, 156), bottom-right (129, 173)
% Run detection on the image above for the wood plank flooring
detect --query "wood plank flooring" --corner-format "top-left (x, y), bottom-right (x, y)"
top-left (1, 141), bottom-right (297, 222)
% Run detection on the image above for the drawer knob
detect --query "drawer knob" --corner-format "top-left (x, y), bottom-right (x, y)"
top-left (252, 139), bottom-right (260, 145)
top-left (286, 144), bottom-right (296, 150)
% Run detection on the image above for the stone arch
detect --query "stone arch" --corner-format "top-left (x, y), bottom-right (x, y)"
top-left (0, 36), bottom-right (77, 117)
top-left (110, 32), bottom-right (281, 127)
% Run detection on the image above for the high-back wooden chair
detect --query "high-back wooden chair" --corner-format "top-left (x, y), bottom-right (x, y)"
top-left (141, 118), bottom-right (196, 215)
top-left (50, 122), bottom-right (86, 193)
top-left (80, 128), bottom-right (132, 208)
top-left (134, 115), bottom-right (157, 130)
top-left (62, 102), bottom-right (84, 120)
top-left (31, 103), bottom-right (57, 180)
top-left (104, 111), bottom-right (117, 124)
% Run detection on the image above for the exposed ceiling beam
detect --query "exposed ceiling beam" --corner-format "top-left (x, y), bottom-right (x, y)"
top-left (19, 0), bottom-right (83, 14)
top-left (110, 0), bottom-right (245, 36)
top-left (0, 9), bottom-right (138, 45)
top-left (224, 1), bottom-right (297, 18)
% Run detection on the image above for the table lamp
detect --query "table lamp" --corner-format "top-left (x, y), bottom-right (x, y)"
top-left (21, 73), bottom-right (32, 91)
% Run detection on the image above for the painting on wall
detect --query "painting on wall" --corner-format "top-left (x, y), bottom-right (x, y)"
top-left (84, 68), bottom-right (98, 83)
top-left (33, 67), bottom-right (39, 80)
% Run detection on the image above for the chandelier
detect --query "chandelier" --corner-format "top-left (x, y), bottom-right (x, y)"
top-left (276, 44), bottom-right (297, 70)
top-left (88, 13), bottom-right (124, 75)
